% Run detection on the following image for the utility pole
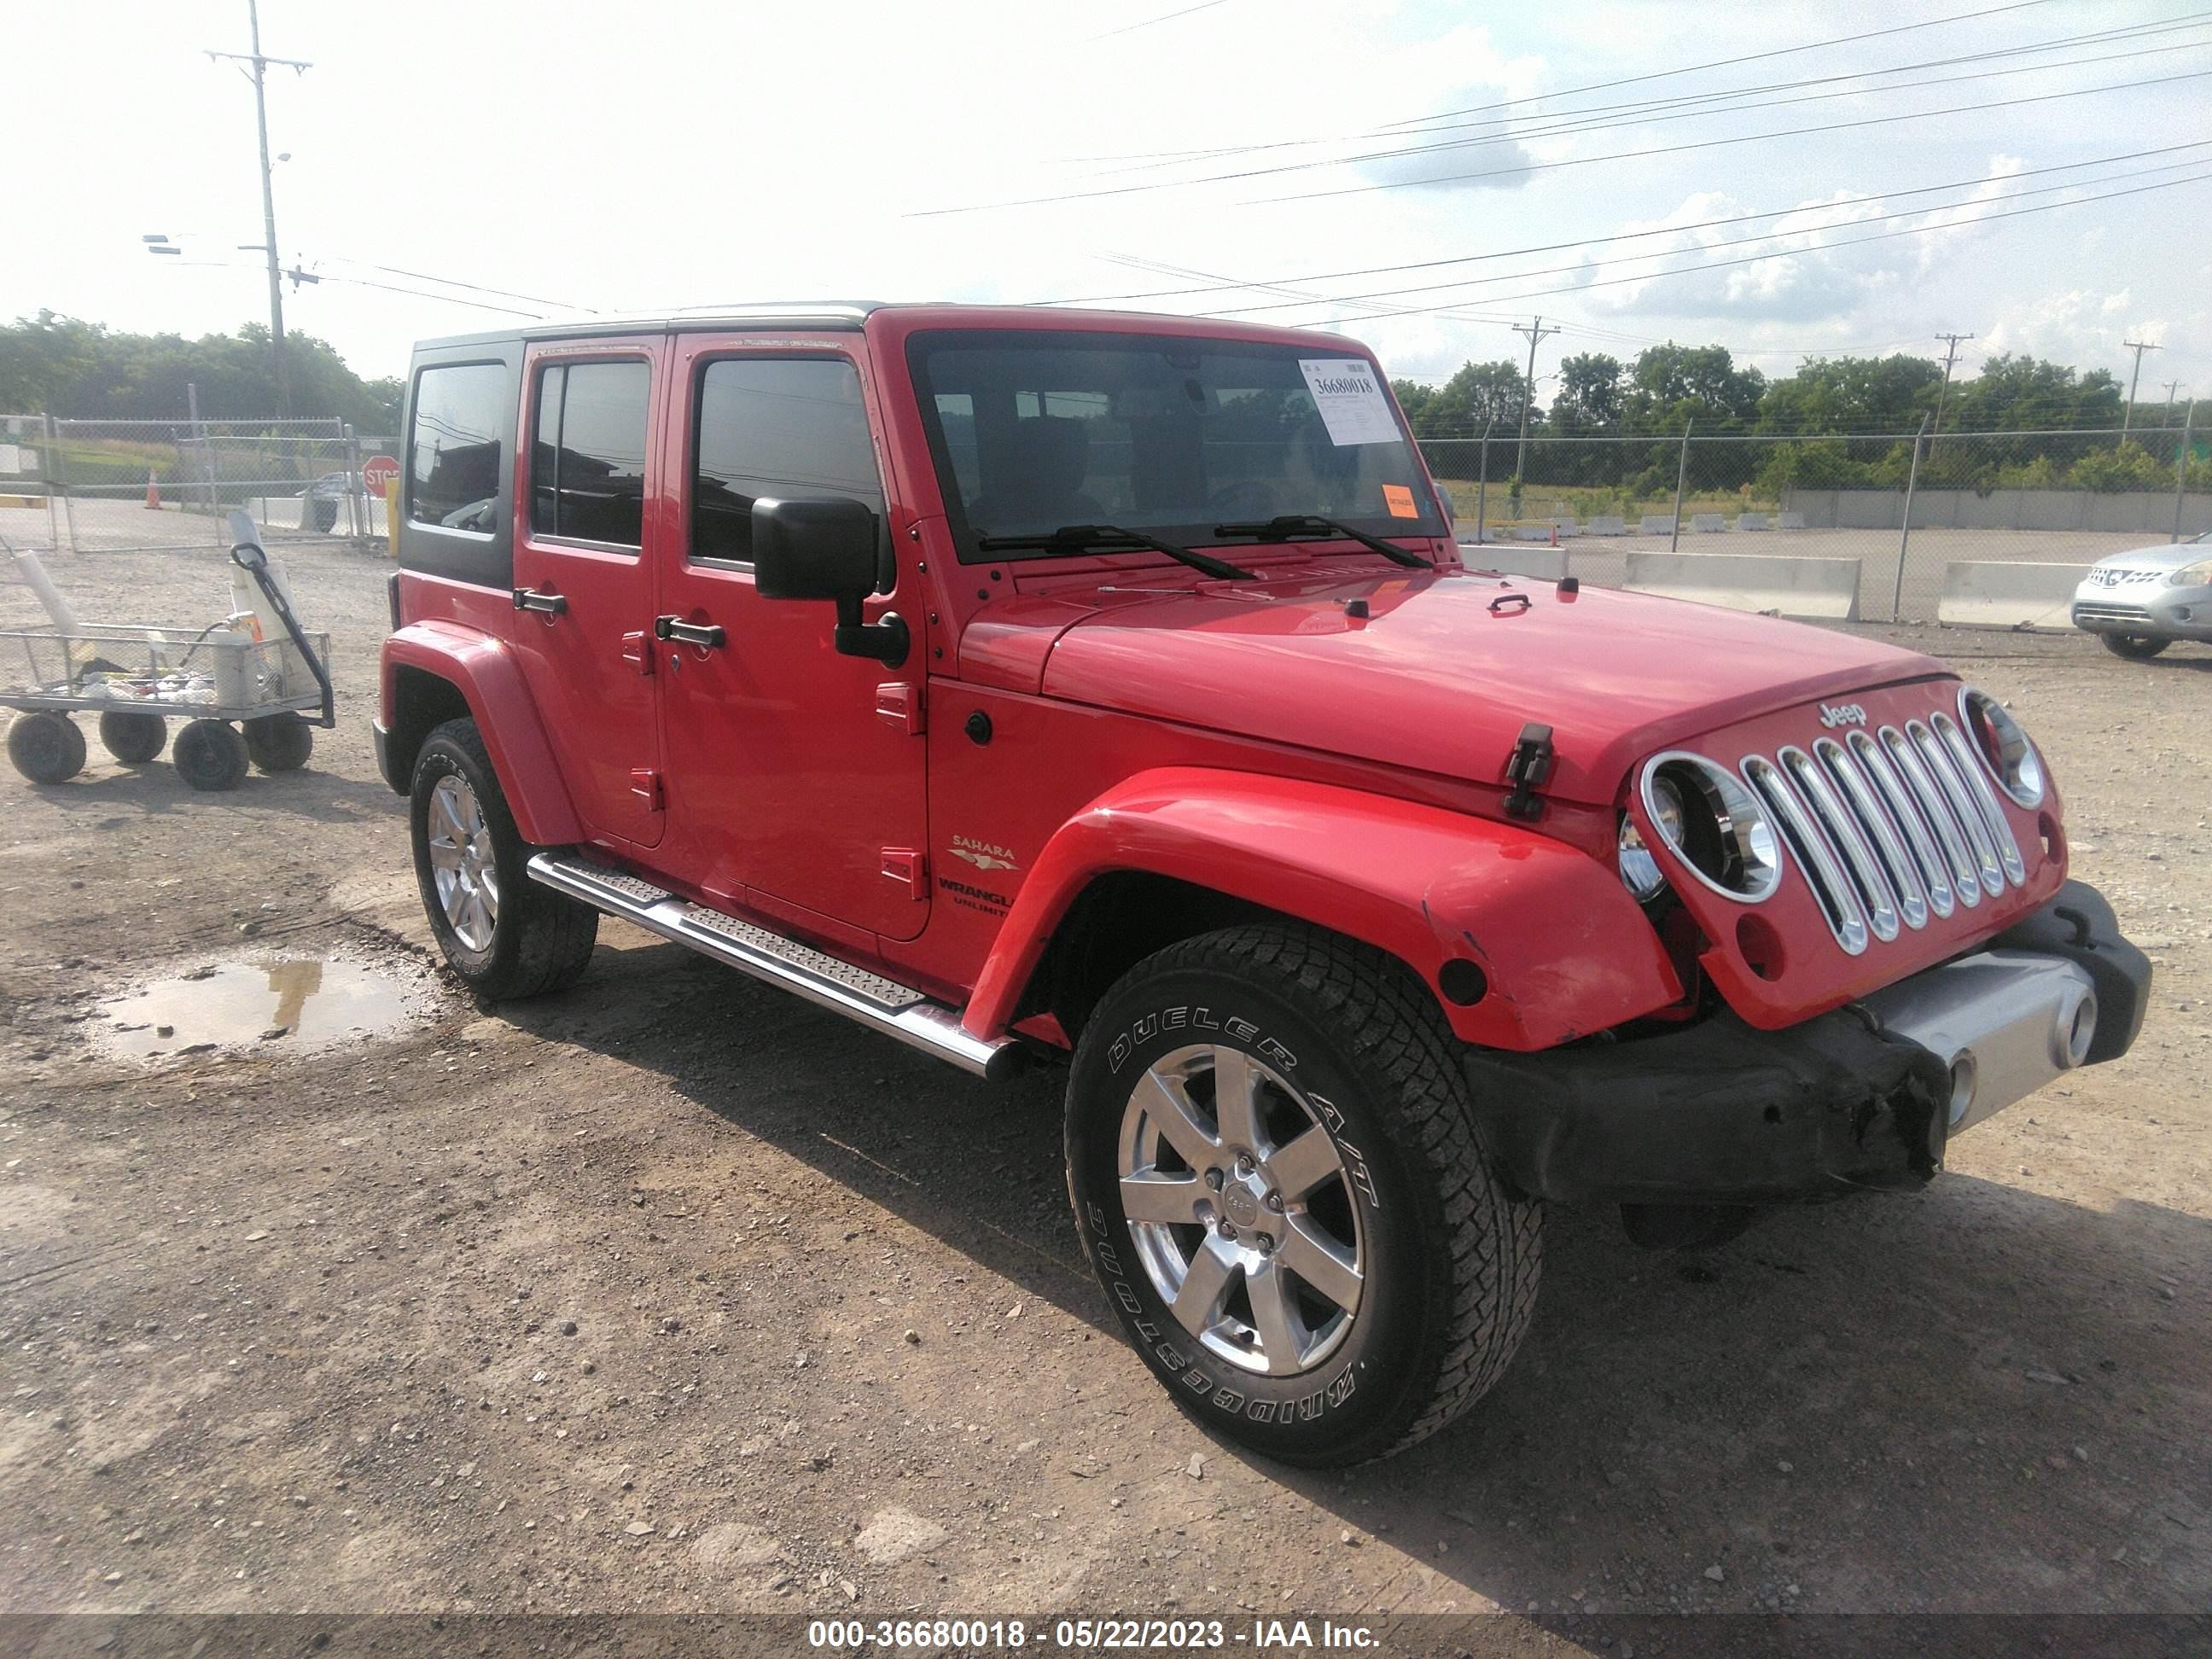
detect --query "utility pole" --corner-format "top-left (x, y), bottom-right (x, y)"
top-left (207, 2), bottom-right (310, 419)
top-left (1509, 316), bottom-right (1560, 480)
top-left (2120, 338), bottom-right (2161, 435)
top-left (1930, 331), bottom-right (1974, 439)
top-left (2159, 379), bottom-right (2184, 423)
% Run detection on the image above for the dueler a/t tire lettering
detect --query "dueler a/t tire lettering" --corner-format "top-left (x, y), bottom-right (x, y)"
top-left (1064, 924), bottom-right (1542, 1466)
top-left (409, 718), bottom-right (598, 1000)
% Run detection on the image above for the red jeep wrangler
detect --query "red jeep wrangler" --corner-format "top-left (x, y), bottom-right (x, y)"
top-left (376, 304), bottom-right (2149, 1465)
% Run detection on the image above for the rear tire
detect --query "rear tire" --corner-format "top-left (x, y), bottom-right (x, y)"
top-left (243, 712), bottom-right (314, 772)
top-left (172, 719), bottom-right (249, 791)
top-left (410, 718), bottom-right (598, 1000)
top-left (1065, 924), bottom-right (1541, 1467)
top-left (8, 713), bottom-right (87, 783)
top-left (2100, 632), bottom-right (2170, 660)
top-left (98, 710), bottom-right (167, 765)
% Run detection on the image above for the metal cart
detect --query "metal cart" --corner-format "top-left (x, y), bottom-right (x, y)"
top-left (3, 516), bottom-right (335, 791)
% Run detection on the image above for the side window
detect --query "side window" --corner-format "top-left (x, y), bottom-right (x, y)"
top-left (408, 362), bottom-right (509, 533)
top-left (691, 357), bottom-right (883, 565)
top-left (530, 359), bottom-right (650, 548)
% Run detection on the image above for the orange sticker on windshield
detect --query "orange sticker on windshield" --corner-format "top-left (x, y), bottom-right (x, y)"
top-left (1382, 484), bottom-right (1418, 518)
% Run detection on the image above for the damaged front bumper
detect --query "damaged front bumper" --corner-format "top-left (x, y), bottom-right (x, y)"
top-left (1471, 881), bottom-right (2151, 1207)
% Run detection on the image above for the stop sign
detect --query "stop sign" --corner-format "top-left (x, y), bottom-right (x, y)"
top-left (361, 454), bottom-right (400, 496)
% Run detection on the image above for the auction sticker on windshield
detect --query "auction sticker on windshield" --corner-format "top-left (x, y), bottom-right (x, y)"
top-left (1299, 358), bottom-right (1401, 445)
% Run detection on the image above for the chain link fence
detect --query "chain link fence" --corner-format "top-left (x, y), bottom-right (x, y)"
top-left (1423, 421), bottom-right (2207, 624)
top-left (0, 415), bottom-right (389, 556)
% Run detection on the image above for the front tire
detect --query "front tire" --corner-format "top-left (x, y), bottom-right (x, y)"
top-left (8, 713), bottom-right (87, 783)
top-left (1065, 925), bottom-right (1541, 1467)
top-left (2100, 632), bottom-right (2170, 660)
top-left (410, 718), bottom-right (597, 999)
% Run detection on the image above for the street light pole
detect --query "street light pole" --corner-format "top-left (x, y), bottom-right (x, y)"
top-left (208, 1), bottom-right (310, 419)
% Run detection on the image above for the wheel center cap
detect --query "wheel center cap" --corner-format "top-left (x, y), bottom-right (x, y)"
top-left (1222, 1181), bottom-right (1263, 1228)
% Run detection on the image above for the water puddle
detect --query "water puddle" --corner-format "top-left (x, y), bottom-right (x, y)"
top-left (95, 957), bottom-right (420, 1061)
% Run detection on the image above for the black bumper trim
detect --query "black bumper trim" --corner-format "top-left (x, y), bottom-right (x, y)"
top-left (1469, 879), bottom-right (2148, 1208)
top-left (371, 719), bottom-right (401, 795)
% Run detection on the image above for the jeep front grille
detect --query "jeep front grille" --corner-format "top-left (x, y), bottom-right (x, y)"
top-left (1739, 712), bottom-right (2027, 957)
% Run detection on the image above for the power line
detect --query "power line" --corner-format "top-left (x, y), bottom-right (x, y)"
top-left (317, 257), bottom-right (596, 313)
top-left (911, 64), bottom-right (2212, 215)
top-left (1254, 68), bottom-right (2212, 205)
top-left (1051, 141), bottom-right (2212, 306)
top-left (1225, 168), bottom-right (2212, 327)
top-left (1086, 14), bottom-right (2209, 185)
top-left (1086, 0), bottom-right (1230, 40)
top-left (1202, 154), bottom-right (2212, 316)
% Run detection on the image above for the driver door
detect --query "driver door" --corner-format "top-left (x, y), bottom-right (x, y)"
top-left (649, 335), bottom-right (930, 944)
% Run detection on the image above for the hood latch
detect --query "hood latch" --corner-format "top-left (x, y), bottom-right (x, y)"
top-left (1503, 722), bottom-right (1555, 823)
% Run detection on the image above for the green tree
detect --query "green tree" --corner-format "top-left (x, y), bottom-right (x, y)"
top-left (0, 312), bottom-right (400, 429)
top-left (1622, 342), bottom-right (1766, 432)
top-left (1548, 352), bottom-right (1623, 433)
top-left (1410, 359), bottom-right (1528, 437)
top-left (1757, 353), bottom-right (1942, 434)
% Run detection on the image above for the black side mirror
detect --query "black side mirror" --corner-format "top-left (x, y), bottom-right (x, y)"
top-left (752, 497), bottom-right (908, 666)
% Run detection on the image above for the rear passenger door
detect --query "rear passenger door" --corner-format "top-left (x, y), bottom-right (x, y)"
top-left (651, 335), bottom-right (930, 943)
top-left (508, 341), bottom-right (667, 849)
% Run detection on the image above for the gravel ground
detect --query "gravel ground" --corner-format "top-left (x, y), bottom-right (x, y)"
top-left (1, 540), bottom-right (2206, 1641)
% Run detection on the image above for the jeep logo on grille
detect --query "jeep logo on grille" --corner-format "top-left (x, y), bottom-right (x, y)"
top-left (1818, 702), bottom-right (1867, 729)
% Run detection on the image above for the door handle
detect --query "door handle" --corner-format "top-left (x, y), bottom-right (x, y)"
top-left (654, 614), bottom-right (725, 649)
top-left (513, 587), bottom-right (568, 615)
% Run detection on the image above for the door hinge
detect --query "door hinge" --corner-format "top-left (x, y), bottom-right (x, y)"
top-left (875, 682), bottom-right (925, 735)
top-left (1502, 722), bottom-right (1554, 822)
top-left (620, 630), bottom-right (655, 676)
top-left (630, 767), bottom-right (664, 810)
top-left (880, 847), bottom-right (928, 899)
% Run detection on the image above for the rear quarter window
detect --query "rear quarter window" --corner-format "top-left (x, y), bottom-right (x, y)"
top-left (399, 350), bottom-right (519, 590)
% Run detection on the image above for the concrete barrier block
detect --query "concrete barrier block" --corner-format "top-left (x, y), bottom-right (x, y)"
top-left (1545, 518), bottom-right (1578, 537)
top-left (1735, 513), bottom-right (1770, 532)
top-left (1466, 544), bottom-right (1569, 581)
top-left (1638, 515), bottom-right (1676, 535)
top-left (1624, 551), bottom-right (1863, 621)
top-left (1511, 525), bottom-right (1554, 541)
top-left (1586, 515), bottom-right (1627, 536)
top-left (1936, 560), bottom-right (2093, 630)
top-left (1776, 510), bottom-right (1806, 530)
top-left (1690, 513), bottom-right (1727, 533)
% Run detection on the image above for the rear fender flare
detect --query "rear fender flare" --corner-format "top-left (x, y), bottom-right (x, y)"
top-left (381, 622), bottom-right (581, 847)
top-left (965, 766), bottom-right (1683, 1051)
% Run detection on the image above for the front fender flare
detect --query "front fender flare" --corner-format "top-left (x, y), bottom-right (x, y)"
top-left (964, 766), bottom-right (1683, 1051)
top-left (381, 621), bottom-right (581, 847)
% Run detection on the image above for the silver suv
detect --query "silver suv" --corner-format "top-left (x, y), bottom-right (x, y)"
top-left (2071, 531), bottom-right (2212, 659)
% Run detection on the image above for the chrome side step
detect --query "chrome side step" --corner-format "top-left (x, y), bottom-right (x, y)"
top-left (525, 853), bottom-right (1020, 1081)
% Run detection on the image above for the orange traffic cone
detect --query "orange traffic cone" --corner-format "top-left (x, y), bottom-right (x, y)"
top-left (1549, 521), bottom-right (1558, 546)
top-left (144, 469), bottom-right (162, 510)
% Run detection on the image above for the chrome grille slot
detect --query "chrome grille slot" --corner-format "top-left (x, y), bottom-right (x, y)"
top-left (1931, 712), bottom-right (2028, 887)
top-left (1883, 724), bottom-right (1982, 905)
top-left (1815, 736), bottom-right (1928, 930)
top-left (1847, 729), bottom-right (1955, 918)
top-left (1779, 746), bottom-right (1901, 941)
top-left (1908, 719), bottom-right (2005, 895)
top-left (1743, 754), bottom-right (1869, 955)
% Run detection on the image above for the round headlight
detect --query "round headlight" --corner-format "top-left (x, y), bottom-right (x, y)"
top-left (1618, 810), bottom-right (1667, 902)
top-left (1958, 685), bottom-right (2045, 807)
top-left (1639, 753), bottom-right (1784, 902)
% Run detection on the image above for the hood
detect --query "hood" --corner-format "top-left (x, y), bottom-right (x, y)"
top-left (1032, 567), bottom-right (1945, 805)
top-left (2088, 536), bottom-right (2209, 574)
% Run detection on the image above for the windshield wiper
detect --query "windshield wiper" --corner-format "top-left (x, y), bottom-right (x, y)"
top-left (975, 524), bottom-right (1256, 581)
top-left (1214, 514), bottom-right (1431, 569)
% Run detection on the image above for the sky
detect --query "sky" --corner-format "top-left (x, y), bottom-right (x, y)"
top-left (8, 0), bottom-right (2209, 412)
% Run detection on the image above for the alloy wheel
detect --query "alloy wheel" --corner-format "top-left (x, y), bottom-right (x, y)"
top-left (427, 773), bottom-right (500, 951)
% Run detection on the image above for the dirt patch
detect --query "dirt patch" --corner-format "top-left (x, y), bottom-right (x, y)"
top-left (0, 542), bottom-right (2206, 1631)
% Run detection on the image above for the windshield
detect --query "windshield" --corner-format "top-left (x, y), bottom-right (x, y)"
top-left (908, 330), bottom-right (1444, 561)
